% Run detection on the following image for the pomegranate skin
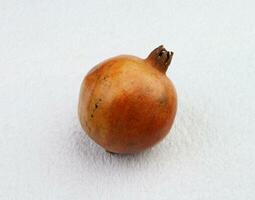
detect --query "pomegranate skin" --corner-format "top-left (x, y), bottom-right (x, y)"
top-left (78, 46), bottom-right (177, 154)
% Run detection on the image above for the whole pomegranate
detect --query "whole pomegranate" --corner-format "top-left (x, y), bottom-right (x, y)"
top-left (78, 45), bottom-right (177, 154)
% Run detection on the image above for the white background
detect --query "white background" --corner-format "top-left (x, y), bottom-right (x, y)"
top-left (0, 0), bottom-right (255, 199)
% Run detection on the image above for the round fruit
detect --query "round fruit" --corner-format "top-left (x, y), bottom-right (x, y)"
top-left (78, 45), bottom-right (177, 154)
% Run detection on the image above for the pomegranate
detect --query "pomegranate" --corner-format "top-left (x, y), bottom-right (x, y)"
top-left (78, 45), bottom-right (177, 154)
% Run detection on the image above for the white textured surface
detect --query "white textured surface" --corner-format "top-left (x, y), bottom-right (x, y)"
top-left (0, 0), bottom-right (255, 199)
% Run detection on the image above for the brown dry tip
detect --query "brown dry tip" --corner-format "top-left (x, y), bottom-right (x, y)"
top-left (146, 45), bottom-right (174, 73)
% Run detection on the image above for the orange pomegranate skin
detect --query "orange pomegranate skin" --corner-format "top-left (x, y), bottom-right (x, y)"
top-left (78, 46), bottom-right (177, 154)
